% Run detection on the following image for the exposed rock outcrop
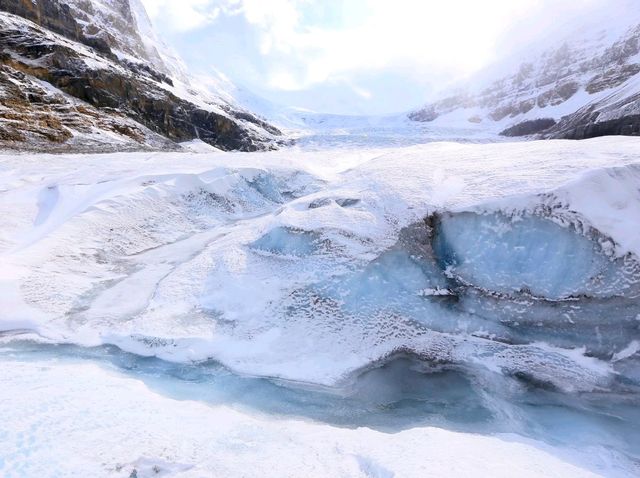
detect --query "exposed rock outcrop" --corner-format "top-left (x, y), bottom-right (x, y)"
top-left (500, 118), bottom-right (557, 137)
top-left (546, 90), bottom-right (640, 139)
top-left (0, 0), bottom-right (96, 50)
top-left (551, 114), bottom-right (640, 139)
top-left (0, 63), bottom-right (178, 152)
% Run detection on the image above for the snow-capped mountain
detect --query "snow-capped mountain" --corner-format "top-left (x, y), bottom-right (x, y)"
top-left (409, 2), bottom-right (640, 139)
top-left (0, 0), bottom-right (282, 152)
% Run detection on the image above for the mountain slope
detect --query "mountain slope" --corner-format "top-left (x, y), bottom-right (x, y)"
top-left (0, 59), bottom-right (178, 152)
top-left (546, 69), bottom-right (640, 139)
top-left (0, 0), bottom-right (282, 152)
top-left (409, 4), bottom-right (640, 140)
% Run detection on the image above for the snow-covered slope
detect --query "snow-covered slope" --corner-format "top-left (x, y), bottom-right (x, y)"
top-left (0, 0), bottom-right (282, 152)
top-left (63, 0), bottom-right (161, 65)
top-left (410, 1), bottom-right (640, 139)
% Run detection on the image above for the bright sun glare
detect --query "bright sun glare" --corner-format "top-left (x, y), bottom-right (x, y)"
top-left (142, 0), bottom-right (601, 113)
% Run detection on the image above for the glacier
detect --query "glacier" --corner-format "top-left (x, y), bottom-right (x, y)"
top-left (1, 137), bottom-right (640, 476)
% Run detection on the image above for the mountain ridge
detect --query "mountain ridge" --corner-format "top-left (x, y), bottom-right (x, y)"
top-left (409, 6), bottom-right (640, 140)
top-left (0, 0), bottom-right (282, 152)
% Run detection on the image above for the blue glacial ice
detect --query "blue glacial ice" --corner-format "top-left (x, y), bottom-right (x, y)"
top-left (251, 227), bottom-right (323, 256)
top-left (433, 211), bottom-right (640, 300)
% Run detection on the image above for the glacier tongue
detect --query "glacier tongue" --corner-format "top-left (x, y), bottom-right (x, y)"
top-left (1, 137), bottom-right (640, 474)
top-left (1, 139), bottom-right (639, 386)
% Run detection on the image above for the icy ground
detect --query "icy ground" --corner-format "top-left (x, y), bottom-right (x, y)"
top-left (275, 111), bottom-right (504, 150)
top-left (1, 137), bottom-right (640, 477)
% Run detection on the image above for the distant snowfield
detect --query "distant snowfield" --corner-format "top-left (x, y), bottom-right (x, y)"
top-left (1, 137), bottom-right (640, 477)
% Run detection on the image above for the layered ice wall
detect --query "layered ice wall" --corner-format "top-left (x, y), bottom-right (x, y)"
top-left (435, 212), bottom-right (633, 300)
top-left (432, 210), bottom-right (640, 352)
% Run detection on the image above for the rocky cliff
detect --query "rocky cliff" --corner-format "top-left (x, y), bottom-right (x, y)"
top-left (0, 0), bottom-right (282, 152)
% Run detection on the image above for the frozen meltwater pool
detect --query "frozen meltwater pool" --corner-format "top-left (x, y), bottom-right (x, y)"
top-left (0, 341), bottom-right (639, 477)
top-left (1, 138), bottom-right (640, 476)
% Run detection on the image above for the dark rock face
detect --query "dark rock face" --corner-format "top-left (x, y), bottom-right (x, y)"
top-left (0, 63), bottom-right (179, 152)
top-left (563, 115), bottom-right (640, 138)
top-left (0, 0), bottom-right (111, 53)
top-left (407, 106), bottom-right (438, 122)
top-left (0, 2), bottom-right (281, 152)
top-left (547, 106), bottom-right (640, 140)
top-left (500, 118), bottom-right (557, 137)
top-left (536, 81), bottom-right (579, 108)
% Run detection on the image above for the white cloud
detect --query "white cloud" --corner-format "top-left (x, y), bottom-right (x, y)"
top-left (192, 0), bottom-right (542, 91)
top-left (140, 0), bottom-right (616, 114)
top-left (141, 0), bottom-right (221, 31)
top-left (142, 0), bottom-right (603, 86)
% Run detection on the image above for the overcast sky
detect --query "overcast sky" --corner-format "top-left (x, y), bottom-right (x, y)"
top-left (140, 0), bottom-right (619, 115)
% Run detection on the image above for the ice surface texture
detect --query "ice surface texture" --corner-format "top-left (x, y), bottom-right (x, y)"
top-left (434, 211), bottom-right (639, 300)
top-left (1, 138), bottom-right (640, 475)
top-left (4, 344), bottom-right (630, 478)
top-left (1, 139), bottom-right (639, 386)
